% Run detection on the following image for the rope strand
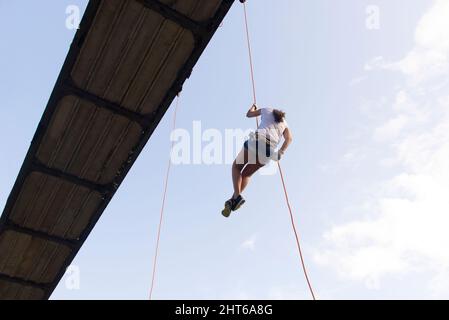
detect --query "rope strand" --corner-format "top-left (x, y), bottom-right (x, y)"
top-left (242, 1), bottom-right (316, 300)
top-left (242, 2), bottom-right (259, 126)
top-left (243, 3), bottom-right (257, 105)
top-left (277, 163), bottom-right (316, 300)
top-left (149, 95), bottom-right (180, 300)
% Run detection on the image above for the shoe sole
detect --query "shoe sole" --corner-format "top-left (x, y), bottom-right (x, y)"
top-left (222, 202), bottom-right (232, 218)
top-left (222, 207), bottom-right (231, 218)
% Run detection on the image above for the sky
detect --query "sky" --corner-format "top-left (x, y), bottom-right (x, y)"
top-left (0, 0), bottom-right (448, 300)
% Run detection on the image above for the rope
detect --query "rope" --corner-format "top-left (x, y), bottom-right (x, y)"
top-left (149, 94), bottom-right (180, 300)
top-left (243, 2), bottom-right (257, 106)
top-left (241, 1), bottom-right (316, 300)
top-left (242, 1), bottom-right (259, 126)
top-left (277, 163), bottom-right (316, 300)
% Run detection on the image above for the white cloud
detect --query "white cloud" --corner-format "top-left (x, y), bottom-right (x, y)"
top-left (373, 114), bottom-right (409, 142)
top-left (318, 0), bottom-right (449, 297)
top-left (240, 235), bottom-right (257, 251)
top-left (429, 272), bottom-right (449, 297)
top-left (364, 56), bottom-right (388, 71)
top-left (366, 1), bottom-right (449, 85)
top-left (349, 76), bottom-right (367, 87)
top-left (402, 0), bottom-right (449, 80)
top-left (392, 90), bottom-right (416, 113)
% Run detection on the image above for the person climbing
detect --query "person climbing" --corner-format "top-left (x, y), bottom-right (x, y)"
top-left (222, 104), bottom-right (293, 217)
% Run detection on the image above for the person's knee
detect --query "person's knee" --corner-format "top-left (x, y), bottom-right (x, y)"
top-left (242, 170), bottom-right (254, 179)
top-left (242, 163), bottom-right (264, 178)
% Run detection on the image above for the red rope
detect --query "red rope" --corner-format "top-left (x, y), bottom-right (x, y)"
top-left (277, 163), bottom-right (316, 300)
top-left (242, 2), bottom-right (259, 126)
top-left (149, 95), bottom-right (180, 300)
top-left (242, 1), bottom-right (316, 300)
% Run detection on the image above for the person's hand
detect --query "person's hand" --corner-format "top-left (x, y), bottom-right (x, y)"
top-left (251, 103), bottom-right (258, 110)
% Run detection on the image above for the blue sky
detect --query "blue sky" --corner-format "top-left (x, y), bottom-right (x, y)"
top-left (1, 0), bottom-right (448, 300)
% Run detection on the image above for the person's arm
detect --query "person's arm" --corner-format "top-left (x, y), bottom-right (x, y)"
top-left (278, 127), bottom-right (293, 158)
top-left (247, 104), bottom-right (262, 118)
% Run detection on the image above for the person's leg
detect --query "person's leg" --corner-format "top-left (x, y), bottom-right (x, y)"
top-left (240, 161), bottom-right (265, 193)
top-left (232, 148), bottom-right (248, 199)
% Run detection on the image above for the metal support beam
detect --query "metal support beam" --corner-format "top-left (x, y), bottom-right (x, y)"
top-left (31, 160), bottom-right (113, 195)
top-left (0, 0), bottom-right (236, 300)
top-left (0, 272), bottom-right (49, 291)
top-left (62, 80), bottom-right (153, 128)
top-left (139, 0), bottom-right (208, 36)
top-left (3, 221), bottom-right (78, 248)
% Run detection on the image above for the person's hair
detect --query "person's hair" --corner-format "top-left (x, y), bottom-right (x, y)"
top-left (273, 109), bottom-right (286, 123)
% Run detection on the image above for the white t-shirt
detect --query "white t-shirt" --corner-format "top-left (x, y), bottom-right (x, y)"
top-left (256, 108), bottom-right (288, 147)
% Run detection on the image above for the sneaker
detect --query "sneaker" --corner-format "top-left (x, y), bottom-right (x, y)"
top-left (231, 195), bottom-right (246, 211)
top-left (221, 199), bottom-right (233, 218)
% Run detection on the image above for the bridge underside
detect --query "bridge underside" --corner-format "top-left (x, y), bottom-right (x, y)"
top-left (0, 0), bottom-right (234, 300)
